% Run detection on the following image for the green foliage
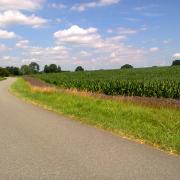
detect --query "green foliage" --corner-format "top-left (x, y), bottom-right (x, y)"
top-left (75, 66), bottom-right (84, 72)
top-left (44, 64), bottom-right (61, 73)
top-left (6, 66), bottom-right (21, 76)
top-left (172, 60), bottom-right (180, 66)
top-left (29, 62), bottom-right (40, 73)
top-left (21, 65), bottom-right (31, 75)
top-left (121, 64), bottom-right (133, 69)
top-left (34, 66), bottom-right (180, 99)
top-left (0, 67), bottom-right (10, 77)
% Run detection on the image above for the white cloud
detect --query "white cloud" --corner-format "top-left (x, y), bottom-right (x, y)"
top-left (1, 25), bottom-right (145, 70)
top-left (48, 3), bottom-right (66, 9)
top-left (0, 0), bottom-right (44, 11)
top-left (0, 29), bottom-right (17, 39)
top-left (163, 39), bottom-right (171, 44)
top-left (134, 4), bottom-right (159, 11)
top-left (54, 25), bottom-right (101, 45)
top-left (16, 40), bottom-right (30, 49)
top-left (0, 10), bottom-right (47, 28)
top-left (118, 27), bottom-right (138, 34)
top-left (149, 47), bottom-right (159, 52)
top-left (173, 53), bottom-right (180, 59)
top-left (79, 51), bottom-right (91, 57)
top-left (54, 25), bottom-right (145, 69)
top-left (107, 29), bottom-right (113, 33)
top-left (71, 0), bottom-right (120, 11)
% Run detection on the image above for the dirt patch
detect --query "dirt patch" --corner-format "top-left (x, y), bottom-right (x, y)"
top-left (24, 76), bottom-right (180, 109)
top-left (24, 76), bottom-right (53, 88)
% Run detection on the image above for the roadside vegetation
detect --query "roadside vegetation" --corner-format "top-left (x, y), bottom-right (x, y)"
top-left (0, 77), bottom-right (5, 81)
top-left (11, 78), bottom-right (180, 154)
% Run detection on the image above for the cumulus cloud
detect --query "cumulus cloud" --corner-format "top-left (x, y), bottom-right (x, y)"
top-left (54, 25), bottom-right (145, 69)
top-left (54, 25), bottom-right (100, 45)
top-left (0, 0), bottom-right (44, 11)
top-left (0, 29), bottom-right (17, 39)
top-left (173, 53), bottom-right (180, 59)
top-left (2, 24), bottom-right (145, 70)
top-left (16, 40), bottom-right (30, 49)
top-left (0, 10), bottom-right (47, 28)
top-left (149, 47), bottom-right (159, 52)
top-left (71, 0), bottom-right (120, 11)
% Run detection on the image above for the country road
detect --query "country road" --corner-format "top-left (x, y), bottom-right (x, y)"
top-left (0, 78), bottom-right (180, 180)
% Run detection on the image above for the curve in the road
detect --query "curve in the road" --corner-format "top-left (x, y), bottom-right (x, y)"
top-left (0, 78), bottom-right (179, 180)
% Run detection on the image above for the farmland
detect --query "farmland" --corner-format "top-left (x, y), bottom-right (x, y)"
top-left (34, 66), bottom-right (180, 99)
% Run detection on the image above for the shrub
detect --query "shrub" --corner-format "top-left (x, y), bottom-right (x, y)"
top-left (75, 66), bottom-right (84, 72)
top-left (172, 60), bottom-right (180, 66)
top-left (0, 67), bottom-right (10, 77)
top-left (121, 64), bottom-right (133, 69)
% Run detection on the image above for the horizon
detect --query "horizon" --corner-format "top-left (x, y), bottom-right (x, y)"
top-left (0, 0), bottom-right (180, 70)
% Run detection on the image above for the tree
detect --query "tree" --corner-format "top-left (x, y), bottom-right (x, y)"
top-left (21, 65), bottom-right (31, 75)
top-left (57, 65), bottom-right (61, 72)
top-left (44, 65), bottom-right (49, 73)
top-left (49, 64), bottom-right (58, 73)
top-left (29, 62), bottom-right (40, 73)
top-left (75, 66), bottom-right (84, 72)
top-left (6, 66), bottom-right (21, 76)
top-left (43, 64), bottom-right (61, 73)
top-left (172, 60), bottom-right (180, 66)
top-left (121, 64), bottom-right (133, 69)
top-left (0, 67), bottom-right (9, 77)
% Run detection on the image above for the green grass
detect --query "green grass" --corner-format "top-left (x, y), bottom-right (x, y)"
top-left (0, 77), bottom-right (5, 81)
top-left (11, 78), bottom-right (180, 154)
top-left (34, 66), bottom-right (180, 99)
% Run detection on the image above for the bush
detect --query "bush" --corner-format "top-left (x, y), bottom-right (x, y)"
top-left (121, 64), bottom-right (133, 69)
top-left (172, 60), bottom-right (180, 66)
top-left (0, 67), bottom-right (10, 77)
top-left (44, 64), bottom-right (61, 73)
top-left (75, 66), bottom-right (84, 72)
top-left (6, 66), bottom-right (21, 76)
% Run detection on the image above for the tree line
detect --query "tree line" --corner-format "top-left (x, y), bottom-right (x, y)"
top-left (0, 60), bottom-right (179, 77)
top-left (0, 62), bottom-right (85, 76)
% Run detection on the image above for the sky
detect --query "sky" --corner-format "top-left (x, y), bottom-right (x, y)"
top-left (0, 0), bottom-right (180, 70)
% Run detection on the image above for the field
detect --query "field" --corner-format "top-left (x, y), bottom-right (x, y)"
top-left (34, 66), bottom-right (180, 99)
top-left (11, 78), bottom-right (180, 154)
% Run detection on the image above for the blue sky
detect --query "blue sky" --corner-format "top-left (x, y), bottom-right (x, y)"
top-left (0, 0), bottom-right (179, 70)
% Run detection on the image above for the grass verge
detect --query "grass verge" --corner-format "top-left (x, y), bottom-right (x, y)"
top-left (0, 77), bottom-right (5, 81)
top-left (11, 78), bottom-right (180, 154)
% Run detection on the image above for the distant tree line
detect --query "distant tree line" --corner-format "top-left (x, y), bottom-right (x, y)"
top-left (0, 59), bottom-right (179, 77)
top-left (0, 62), bottom-right (86, 77)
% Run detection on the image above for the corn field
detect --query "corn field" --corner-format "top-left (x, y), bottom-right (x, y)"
top-left (34, 66), bottom-right (180, 99)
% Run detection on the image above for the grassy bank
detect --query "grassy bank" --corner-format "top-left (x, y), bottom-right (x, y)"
top-left (11, 78), bottom-right (180, 154)
top-left (0, 77), bottom-right (5, 81)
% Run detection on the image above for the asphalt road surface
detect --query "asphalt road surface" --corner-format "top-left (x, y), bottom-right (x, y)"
top-left (0, 78), bottom-right (180, 180)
